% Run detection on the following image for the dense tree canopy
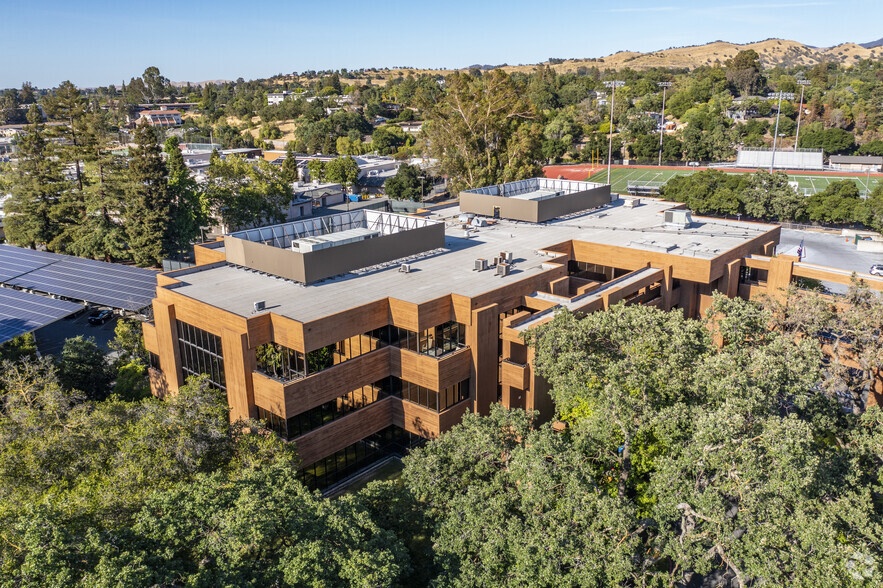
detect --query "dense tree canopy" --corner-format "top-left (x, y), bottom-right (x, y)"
top-left (205, 152), bottom-right (291, 231)
top-left (384, 163), bottom-right (424, 201)
top-left (420, 70), bottom-right (543, 193)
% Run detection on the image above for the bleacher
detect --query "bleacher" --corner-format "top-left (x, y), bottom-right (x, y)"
top-left (734, 148), bottom-right (824, 171)
top-left (626, 181), bottom-right (664, 196)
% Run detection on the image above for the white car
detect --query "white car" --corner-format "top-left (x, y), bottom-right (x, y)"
top-left (870, 264), bottom-right (883, 277)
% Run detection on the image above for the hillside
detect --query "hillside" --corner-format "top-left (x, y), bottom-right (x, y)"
top-left (540, 38), bottom-right (883, 72)
top-left (270, 38), bottom-right (881, 87)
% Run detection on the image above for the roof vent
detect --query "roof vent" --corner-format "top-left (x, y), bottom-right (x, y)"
top-left (253, 300), bottom-right (266, 312)
top-left (399, 263), bottom-right (411, 273)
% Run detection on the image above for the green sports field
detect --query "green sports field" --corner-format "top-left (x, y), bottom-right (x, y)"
top-left (585, 167), bottom-right (882, 197)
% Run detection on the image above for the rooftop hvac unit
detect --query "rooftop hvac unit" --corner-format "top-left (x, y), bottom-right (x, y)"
top-left (664, 209), bottom-right (694, 229)
top-left (624, 198), bottom-right (640, 208)
top-left (474, 258), bottom-right (488, 272)
top-left (253, 300), bottom-right (266, 312)
top-left (399, 263), bottom-right (411, 273)
top-left (496, 263), bottom-right (510, 277)
top-left (500, 251), bottom-right (513, 262)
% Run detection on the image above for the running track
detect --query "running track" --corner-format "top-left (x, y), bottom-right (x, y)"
top-left (544, 164), bottom-right (883, 182)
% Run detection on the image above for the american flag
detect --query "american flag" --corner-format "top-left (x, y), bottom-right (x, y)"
top-left (796, 238), bottom-right (804, 260)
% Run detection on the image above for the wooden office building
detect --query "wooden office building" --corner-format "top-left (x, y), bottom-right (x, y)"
top-left (143, 179), bottom-right (883, 490)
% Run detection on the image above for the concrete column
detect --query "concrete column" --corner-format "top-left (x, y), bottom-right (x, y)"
top-left (679, 281), bottom-right (698, 318)
top-left (525, 346), bottom-right (554, 423)
top-left (468, 303), bottom-right (499, 416)
top-left (660, 265), bottom-right (674, 311)
top-left (221, 328), bottom-right (256, 422)
top-left (153, 300), bottom-right (183, 394)
top-left (721, 259), bottom-right (742, 298)
top-left (767, 255), bottom-right (796, 300)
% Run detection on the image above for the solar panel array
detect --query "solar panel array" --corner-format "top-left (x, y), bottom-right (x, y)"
top-left (0, 245), bottom-right (158, 311)
top-left (0, 245), bottom-right (66, 282)
top-left (0, 287), bottom-right (83, 344)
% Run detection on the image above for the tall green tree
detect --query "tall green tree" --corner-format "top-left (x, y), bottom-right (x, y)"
top-left (726, 49), bottom-right (763, 96)
top-left (43, 80), bottom-right (88, 192)
top-left (384, 163), bottom-right (423, 201)
top-left (420, 70), bottom-right (543, 193)
top-left (306, 158), bottom-right (326, 182)
top-left (141, 66), bottom-right (169, 103)
top-left (324, 155), bottom-right (360, 192)
top-left (205, 153), bottom-right (290, 232)
top-left (280, 142), bottom-right (299, 183)
top-left (3, 105), bottom-right (67, 249)
top-left (69, 110), bottom-right (129, 261)
top-left (19, 82), bottom-right (36, 105)
top-left (165, 136), bottom-right (206, 255)
top-left (124, 122), bottom-right (171, 266)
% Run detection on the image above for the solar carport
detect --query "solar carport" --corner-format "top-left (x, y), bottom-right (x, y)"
top-left (0, 244), bottom-right (158, 312)
top-left (0, 288), bottom-right (83, 344)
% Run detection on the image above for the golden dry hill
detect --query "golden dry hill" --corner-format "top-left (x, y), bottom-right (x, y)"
top-left (272, 39), bottom-right (881, 86)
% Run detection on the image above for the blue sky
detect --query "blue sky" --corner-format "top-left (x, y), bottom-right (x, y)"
top-left (1, 0), bottom-right (879, 88)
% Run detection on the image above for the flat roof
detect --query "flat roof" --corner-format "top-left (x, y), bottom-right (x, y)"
top-left (165, 199), bottom-right (777, 323)
top-left (461, 177), bottom-right (605, 199)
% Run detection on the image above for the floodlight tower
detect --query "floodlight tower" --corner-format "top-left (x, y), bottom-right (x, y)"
top-left (657, 81), bottom-right (673, 166)
top-left (794, 80), bottom-right (811, 151)
top-left (768, 91), bottom-right (794, 172)
top-left (604, 80), bottom-right (625, 185)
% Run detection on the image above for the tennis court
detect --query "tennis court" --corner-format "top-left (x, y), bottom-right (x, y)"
top-left (583, 167), bottom-right (882, 196)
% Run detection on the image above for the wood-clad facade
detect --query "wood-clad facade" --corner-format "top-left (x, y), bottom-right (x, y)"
top-left (144, 212), bottom-right (883, 489)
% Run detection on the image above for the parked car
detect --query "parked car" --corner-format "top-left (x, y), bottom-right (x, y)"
top-left (870, 264), bottom-right (883, 277)
top-left (87, 309), bottom-right (113, 325)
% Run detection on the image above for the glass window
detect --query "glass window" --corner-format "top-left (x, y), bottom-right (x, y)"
top-left (255, 328), bottom-right (388, 383)
top-left (390, 321), bottom-right (466, 358)
top-left (297, 425), bottom-right (426, 491)
top-left (267, 380), bottom-right (389, 440)
top-left (177, 321), bottom-right (225, 391)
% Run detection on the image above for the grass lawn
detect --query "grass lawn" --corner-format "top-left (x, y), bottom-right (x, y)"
top-left (585, 167), bottom-right (882, 196)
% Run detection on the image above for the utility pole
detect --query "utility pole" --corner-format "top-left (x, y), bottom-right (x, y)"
top-left (768, 91), bottom-right (794, 172)
top-left (657, 81), bottom-right (672, 166)
top-left (794, 80), bottom-right (811, 151)
top-left (604, 80), bottom-right (625, 185)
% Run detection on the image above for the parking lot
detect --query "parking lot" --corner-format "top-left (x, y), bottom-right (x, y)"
top-left (34, 308), bottom-right (119, 357)
top-left (777, 228), bottom-right (882, 293)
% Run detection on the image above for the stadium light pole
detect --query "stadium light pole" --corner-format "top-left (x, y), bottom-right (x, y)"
top-left (604, 80), bottom-right (625, 185)
top-left (657, 82), bottom-right (672, 166)
top-left (794, 80), bottom-right (811, 151)
top-left (768, 91), bottom-right (794, 172)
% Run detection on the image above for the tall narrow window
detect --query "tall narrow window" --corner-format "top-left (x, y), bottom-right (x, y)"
top-left (177, 321), bottom-right (225, 391)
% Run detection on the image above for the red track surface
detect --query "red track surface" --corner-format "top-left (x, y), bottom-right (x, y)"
top-left (543, 164), bottom-right (883, 180)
